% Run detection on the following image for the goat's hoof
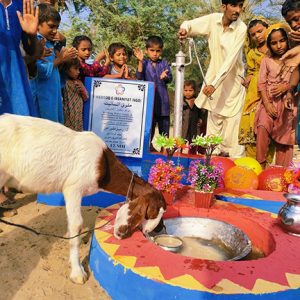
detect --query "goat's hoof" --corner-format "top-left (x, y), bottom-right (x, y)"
top-left (70, 268), bottom-right (88, 284)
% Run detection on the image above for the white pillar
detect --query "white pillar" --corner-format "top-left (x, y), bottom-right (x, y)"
top-left (172, 50), bottom-right (186, 137)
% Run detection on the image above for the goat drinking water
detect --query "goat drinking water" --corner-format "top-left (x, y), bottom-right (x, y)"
top-left (0, 114), bottom-right (166, 284)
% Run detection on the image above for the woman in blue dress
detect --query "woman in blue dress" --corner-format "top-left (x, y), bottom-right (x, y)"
top-left (0, 2), bottom-right (11, 114)
top-left (0, 0), bottom-right (37, 116)
top-left (0, 0), bottom-right (38, 206)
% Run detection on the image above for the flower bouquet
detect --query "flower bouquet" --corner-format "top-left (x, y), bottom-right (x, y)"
top-left (187, 160), bottom-right (223, 193)
top-left (155, 134), bottom-right (187, 160)
top-left (148, 158), bottom-right (185, 204)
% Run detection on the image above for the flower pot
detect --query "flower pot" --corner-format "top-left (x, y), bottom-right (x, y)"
top-left (162, 191), bottom-right (174, 205)
top-left (194, 190), bottom-right (214, 208)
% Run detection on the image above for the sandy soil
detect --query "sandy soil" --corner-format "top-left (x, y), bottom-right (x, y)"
top-left (0, 194), bottom-right (111, 300)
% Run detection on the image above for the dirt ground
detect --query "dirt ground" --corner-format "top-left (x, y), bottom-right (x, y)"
top-left (0, 193), bottom-right (111, 300)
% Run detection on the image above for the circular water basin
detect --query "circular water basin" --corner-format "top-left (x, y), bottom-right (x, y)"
top-left (155, 217), bottom-right (252, 261)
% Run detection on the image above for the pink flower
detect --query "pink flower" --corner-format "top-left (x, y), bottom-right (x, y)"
top-left (148, 159), bottom-right (185, 194)
top-left (187, 161), bottom-right (222, 193)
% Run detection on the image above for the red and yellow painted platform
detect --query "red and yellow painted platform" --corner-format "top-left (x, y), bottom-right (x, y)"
top-left (89, 189), bottom-right (300, 299)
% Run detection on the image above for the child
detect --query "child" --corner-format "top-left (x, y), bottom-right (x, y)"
top-left (104, 42), bottom-right (134, 79)
top-left (33, 3), bottom-right (77, 123)
top-left (182, 80), bottom-right (207, 154)
top-left (72, 35), bottom-right (109, 83)
top-left (239, 19), bottom-right (275, 162)
top-left (37, 0), bottom-right (66, 51)
top-left (282, 0), bottom-right (300, 45)
top-left (61, 58), bottom-right (88, 131)
top-left (135, 36), bottom-right (172, 147)
top-left (281, 0), bottom-right (300, 149)
top-left (255, 23), bottom-right (299, 168)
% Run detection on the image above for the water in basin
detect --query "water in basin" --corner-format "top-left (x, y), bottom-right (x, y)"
top-left (156, 217), bottom-right (252, 261)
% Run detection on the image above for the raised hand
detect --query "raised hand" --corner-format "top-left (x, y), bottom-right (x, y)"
top-left (63, 47), bottom-right (78, 61)
top-left (95, 49), bottom-right (110, 65)
top-left (133, 47), bottom-right (144, 61)
top-left (17, 0), bottom-right (39, 36)
top-left (160, 69), bottom-right (169, 80)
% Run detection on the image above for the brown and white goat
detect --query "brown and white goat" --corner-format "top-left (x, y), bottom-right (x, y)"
top-left (0, 114), bottom-right (166, 284)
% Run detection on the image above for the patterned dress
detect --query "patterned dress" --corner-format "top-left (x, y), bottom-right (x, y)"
top-left (62, 79), bottom-right (88, 131)
top-left (79, 61), bottom-right (108, 83)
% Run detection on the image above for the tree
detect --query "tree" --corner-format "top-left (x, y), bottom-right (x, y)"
top-left (61, 0), bottom-right (281, 87)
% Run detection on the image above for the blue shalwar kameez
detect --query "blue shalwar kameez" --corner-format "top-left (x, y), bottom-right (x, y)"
top-left (32, 34), bottom-right (64, 123)
top-left (0, 4), bottom-right (11, 114)
top-left (1, 0), bottom-right (36, 116)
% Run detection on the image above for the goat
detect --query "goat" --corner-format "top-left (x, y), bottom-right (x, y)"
top-left (0, 114), bottom-right (166, 284)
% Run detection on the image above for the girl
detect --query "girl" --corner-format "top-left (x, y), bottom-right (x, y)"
top-left (255, 23), bottom-right (299, 168)
top-left (182, 80), bottom-right (207, 154)
top-left (239, 19), bottom-right (272, 160)
top-left (72, 35), bottom-right (110, 82)
top-left (62, 58), bottom-right (88, 131)
top-left (104, 43), bottom-right (134, 79)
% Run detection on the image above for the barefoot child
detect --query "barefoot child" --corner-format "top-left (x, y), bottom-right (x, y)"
top-left (255, 23), bottom-right (300, 167)
top-left (61, 58), bottom-right (88, 131)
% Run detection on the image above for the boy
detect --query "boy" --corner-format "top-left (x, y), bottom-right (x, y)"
top-left (134, 36), bottom-right (172, 149)
top-left (32, 3), bottom-right (76, 122)
top-left (282, 0), bottom-right (300, 44)
top-left (281, 0), bottom-right (300, 149)
top-left (281, 0), bottom-right (300, 66)
top-left (178, 0), bottom-right (246, 158)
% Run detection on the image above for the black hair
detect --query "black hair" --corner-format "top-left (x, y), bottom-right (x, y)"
top-left (72, 35), bottom-right (93, 49)
top-left (184, 80), bottom-right (198, 97)
top-left (60, 58), bottom-right (80, 75)
top-left (247, 19), bottom-right (269, 48)
top-left (266, 28), bottom-right (290, 56)
top-left (282, 0), bottom-right (300, 17)
top-left (222, 0), bottom-right (245, 5)
top-left (38, 3), bottom-right (61, 24)
top-left (248, 19), bottom-right (269, 31)
top-left (145, 36), bottom-right (164, 49)
top-left (108, 42), bottom-right (128, 57)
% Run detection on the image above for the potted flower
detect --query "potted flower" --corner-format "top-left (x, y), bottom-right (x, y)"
top-left (148, 158), bottom-right (185, 205)
top-left (188, 135), bottom-right (223, 208)
top-left (155, 134), bottom-right (187, 160)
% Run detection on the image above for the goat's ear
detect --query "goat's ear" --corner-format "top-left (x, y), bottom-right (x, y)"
top-left (145, 192), bottom-right (166, 219)
top-left (128, 196), bottom-right (148, 230)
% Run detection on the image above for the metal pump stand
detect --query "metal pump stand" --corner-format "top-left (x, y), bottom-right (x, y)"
top-left (171, 38), bottom-right (209, 138)
top-left (172, 44), bottom-right (186, 138)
